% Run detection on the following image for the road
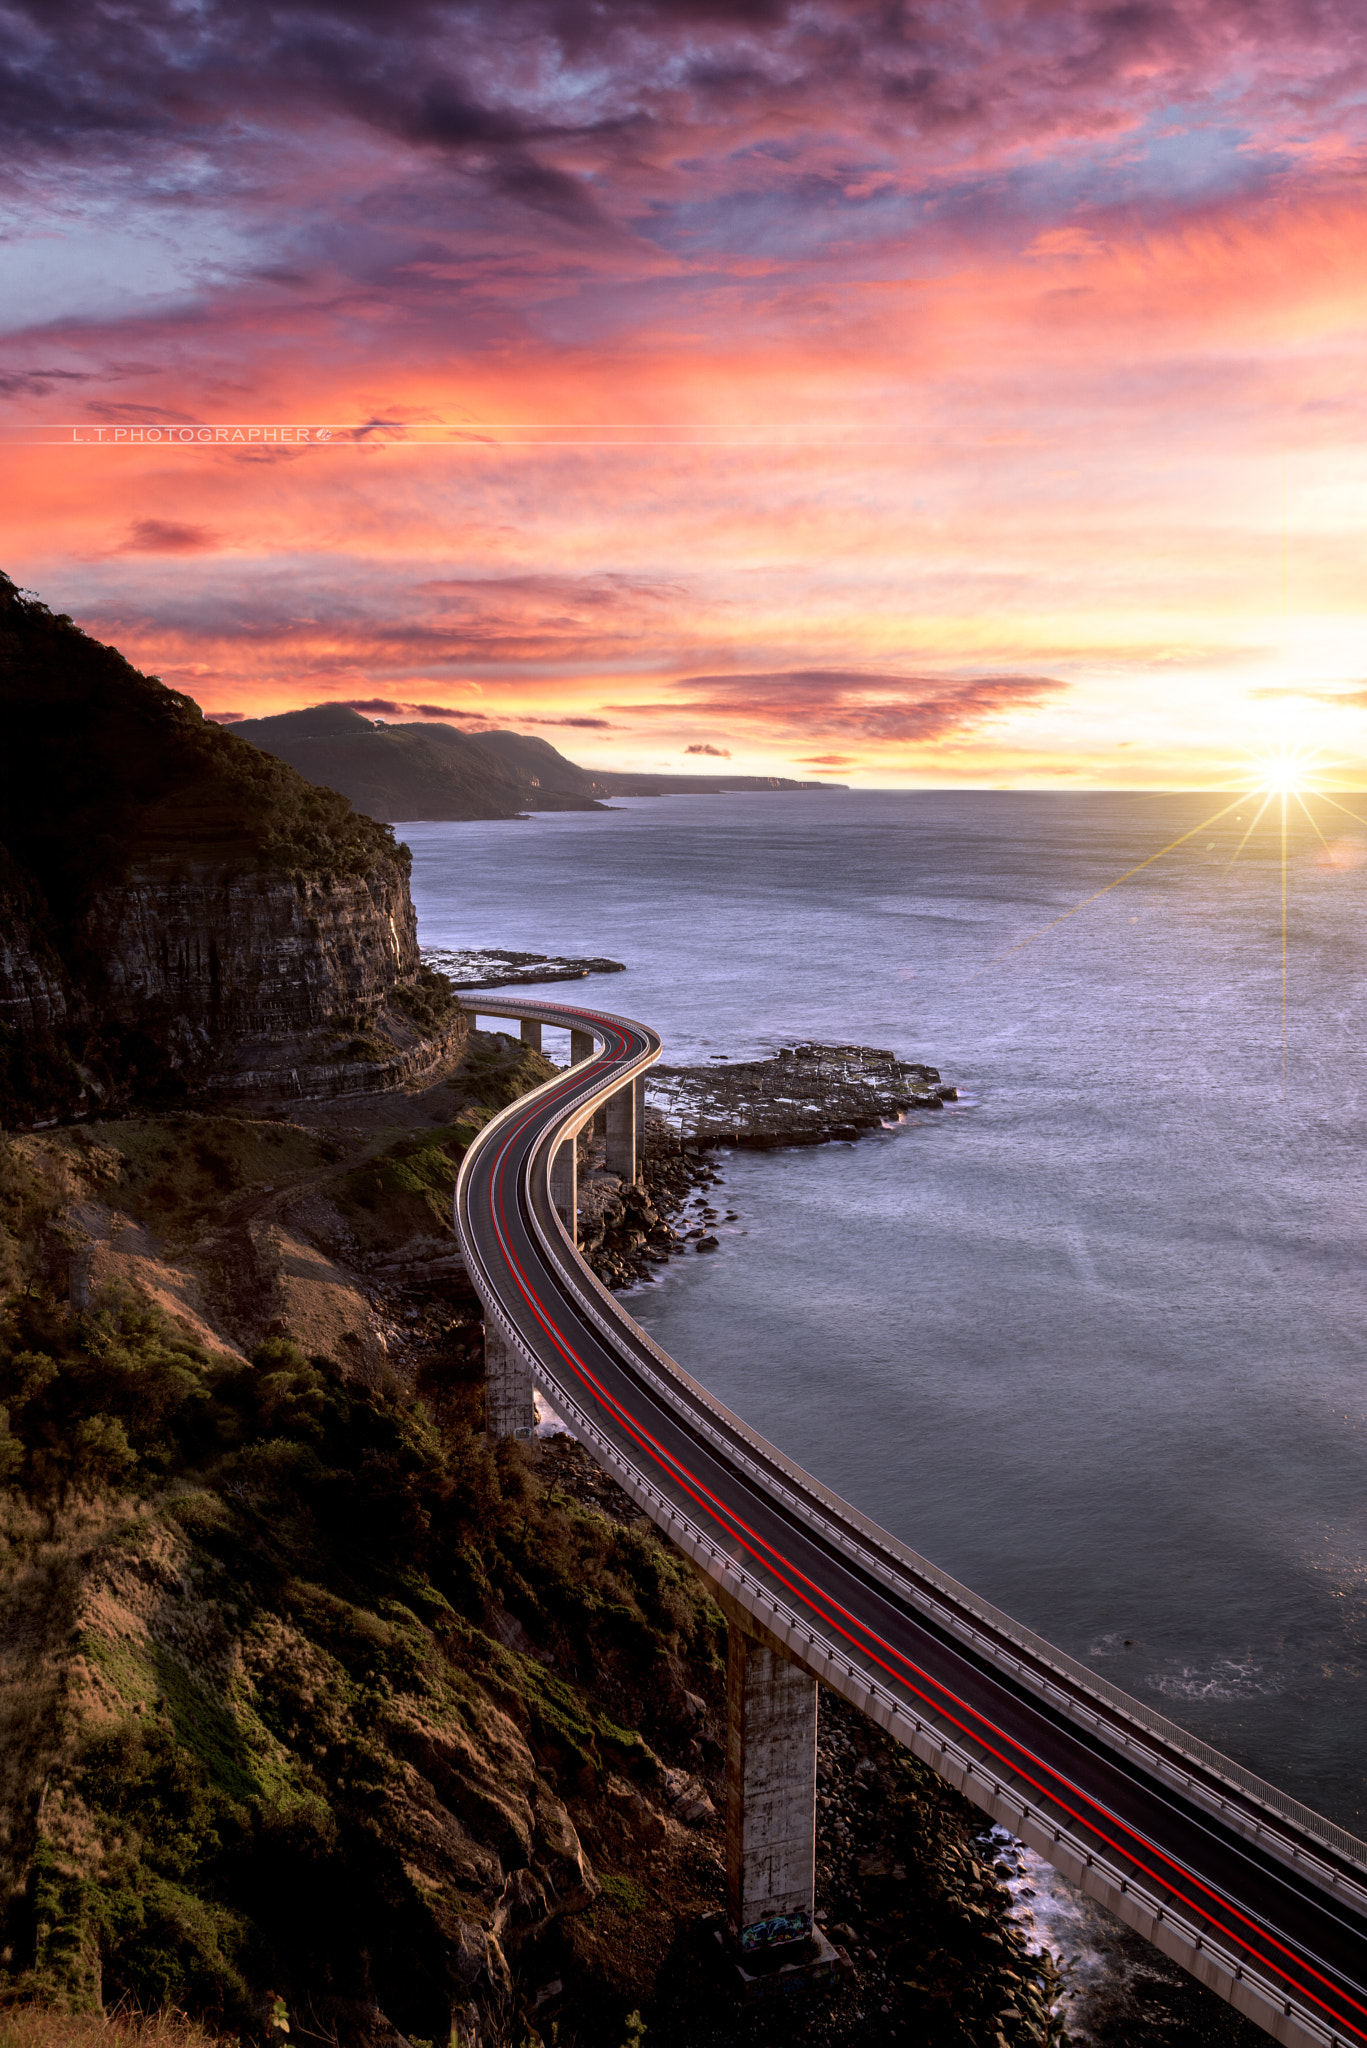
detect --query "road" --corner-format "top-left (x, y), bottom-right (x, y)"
top-left (454, 995), bottom-right (1367, 2047)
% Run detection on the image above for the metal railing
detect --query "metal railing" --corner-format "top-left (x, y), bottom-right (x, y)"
top-left (456, 993), bottom-right (1367, 1888)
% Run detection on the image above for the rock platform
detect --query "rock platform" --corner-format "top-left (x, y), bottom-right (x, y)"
top-left (646, 1042), bottom-right (958, 1150)
top-left (421, 945), bottom-right (626, 988)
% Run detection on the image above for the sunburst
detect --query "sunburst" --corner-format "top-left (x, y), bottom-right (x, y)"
top-left (965, 739), bottom-right (1367, 1103)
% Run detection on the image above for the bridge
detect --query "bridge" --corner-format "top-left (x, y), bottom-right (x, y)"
top-left (454, 993), bottom-right (1367, 2044)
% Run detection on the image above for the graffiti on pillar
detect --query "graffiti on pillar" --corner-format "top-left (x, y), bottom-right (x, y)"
top-left (738, 1908), bottom-right (812, 1952)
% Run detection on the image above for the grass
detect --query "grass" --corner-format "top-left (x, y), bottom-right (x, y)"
top-left (0, 2011), bottom-right (228, 2048)
top-left (597, 1874), bottom-right (652, 1916)
top-left (0, 1286), bottom-right (724, 2037)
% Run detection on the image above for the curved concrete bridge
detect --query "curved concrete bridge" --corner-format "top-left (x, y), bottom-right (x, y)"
top-left (455, 993), bottom-right (1367, 2043)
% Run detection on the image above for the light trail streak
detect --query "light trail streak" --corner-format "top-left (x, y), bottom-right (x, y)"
top-left (462, 996), bottom-right (1367, 2043)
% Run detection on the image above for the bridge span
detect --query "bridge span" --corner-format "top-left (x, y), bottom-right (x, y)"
top-left (454, 993), bottom-right (1367, 2043)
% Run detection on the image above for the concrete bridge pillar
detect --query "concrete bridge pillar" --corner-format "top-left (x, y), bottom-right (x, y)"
top-left (550, 1137), bottom-right (577, 1242)
top-left (725, 1622), bottom-right (819, 1957)
top-left (484, 1320), bottom-right (534, 1439)
top-left (520, 1019), bottom-right (542, 1053)
top-left (604, 1080), bottom-right (638, 1181)
top-left (570, 1028), bottom-right (595, 1065)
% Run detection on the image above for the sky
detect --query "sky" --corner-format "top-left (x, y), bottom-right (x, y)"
top-left (3, 0), bottom-right (1367, 786)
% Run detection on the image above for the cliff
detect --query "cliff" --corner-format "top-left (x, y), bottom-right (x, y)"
top-left (226, 707), bottom-right (608, 822)
top-left (0, 575), bottom-right (465, 1124)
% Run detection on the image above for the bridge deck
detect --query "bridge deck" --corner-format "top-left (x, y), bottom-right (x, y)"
top-left (455, 995), bottom-right (1367, 2047)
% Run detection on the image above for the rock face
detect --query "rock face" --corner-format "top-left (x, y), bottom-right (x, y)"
top-left (0, 573), bottom-right (463, 1123)
top-left (0, 886), bottom-right (69, 1037)
top-left (85, 860), bottom-right (418, 1047)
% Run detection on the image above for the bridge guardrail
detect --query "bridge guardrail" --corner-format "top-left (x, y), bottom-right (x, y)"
top-left (457, 995), bottom-right (1367, 1894)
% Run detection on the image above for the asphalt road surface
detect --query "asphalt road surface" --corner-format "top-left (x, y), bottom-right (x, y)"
top-left (455, 995), bottom-right (1367, 2047)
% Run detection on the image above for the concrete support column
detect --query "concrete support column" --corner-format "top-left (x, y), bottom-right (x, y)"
top-left (725, 1624), bottom-right (818, 1956)
top-left (520, 1019), bottom-right (542, 1053)
top-left (484, 1320), bottom-right (534, 1439)
top-left (570, 1028), bottom-right (595, 1065)
top-left (549, 1138), bottom-right (577, 1242)
top-left (604, 1080), bottom-right (638, 1181)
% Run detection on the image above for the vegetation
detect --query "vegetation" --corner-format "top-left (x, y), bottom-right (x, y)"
top-left (0, 573), bottom-right (403, 923)
top-left (0, 571), bottom-right (421, 1127)
top-left (336, 1034), bottom-right (552, 1244)
top-left (0, 2010), bottom-right (223, 2048)
top-left (0, 1276), bottom-right (724, 2043)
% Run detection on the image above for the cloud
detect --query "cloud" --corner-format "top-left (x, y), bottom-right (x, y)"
top-left (118, 519), bottom-right (219, 554)
top-left (335, 696), bottom-right (473, 716)
top-left (798, 753), bottom-right (858, 765)
top-left (685, 742), bottom-right (731, 755)
top-left (1025, 228), bottom-right (1108, 260)
top-left (1248, 685), bottom-right (1367, 707)
top-left (0, 367), bottom-right (91, 396)
top-left (8, 2), bottom-right (1367, 789)
top-left (330, 697), bottom-right (614, 729)
top-left (205, 709), bottom-right (245, 722)
top-left (666, 670), bottom-right (1067, 744)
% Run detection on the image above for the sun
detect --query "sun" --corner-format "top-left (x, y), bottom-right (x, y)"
top-left (1246, 745), bottom-right (1321, 798)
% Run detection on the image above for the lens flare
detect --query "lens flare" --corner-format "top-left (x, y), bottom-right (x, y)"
top-left (965, 736), bottom-right (1367, 1109)
top-left (1246, 746), bottom-right (1321, 798)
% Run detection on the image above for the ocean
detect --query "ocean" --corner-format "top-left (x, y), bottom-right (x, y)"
top-left (406, 789), bottom-right (1367, 1837)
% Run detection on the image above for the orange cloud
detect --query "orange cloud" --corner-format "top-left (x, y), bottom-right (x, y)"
top-left (4, 0), bottom-right (1367, 784)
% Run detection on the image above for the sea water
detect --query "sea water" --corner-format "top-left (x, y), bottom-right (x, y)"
top-left (406, 791), bottom-right (1367, 1834)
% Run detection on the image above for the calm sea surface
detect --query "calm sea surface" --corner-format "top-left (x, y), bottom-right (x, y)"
top-left (406, 791), bottom-right (1367, 1832)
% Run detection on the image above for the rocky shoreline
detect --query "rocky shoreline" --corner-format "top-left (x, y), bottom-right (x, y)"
top-left (421, 945), bottom-right (626, 989)
top-left (564, 1041), bottom-right (960, 1292)
top-left (646, 1041), bottom-right (958, 1150)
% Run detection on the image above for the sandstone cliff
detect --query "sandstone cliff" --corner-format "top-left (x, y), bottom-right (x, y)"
top-left (0, 575), bottom-right (464, 1123)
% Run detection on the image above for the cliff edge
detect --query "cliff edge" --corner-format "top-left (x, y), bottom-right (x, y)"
top-left (0, 575), bottom-right (464, 1124)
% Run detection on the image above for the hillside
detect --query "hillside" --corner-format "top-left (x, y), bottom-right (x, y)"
top-left (0, 577), bottom-right (465, 1126)
top-left (227, 709), bottom-right (607, 822)
top-left (221, 709), bottom-right (844, 820)
top-left (595, 771), bottom-right (844, 796)
top-left (0, 1049), bottom-right (1079, 2048)
top-left (458, 727), bottom-right (608, 800)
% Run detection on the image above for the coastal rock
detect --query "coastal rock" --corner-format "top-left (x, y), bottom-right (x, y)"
top-left (0, 879), bottom-right (68, 1036)
top-left (0, 573), bottom-right (469, 1122)
top-left (647, 1041), bottom-right (952, 1151)
top-left (421, 946), bottom-right (625, 989)
top-left (84, 858), bottom-right (418, 1041)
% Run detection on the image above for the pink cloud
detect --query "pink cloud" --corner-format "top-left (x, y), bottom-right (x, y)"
top-left (4, 2), bottom-right (1367, 785)
top-left (662, 670), bottom-right (1068, 744)
top-left (118, 519), bottom-right (219, 554)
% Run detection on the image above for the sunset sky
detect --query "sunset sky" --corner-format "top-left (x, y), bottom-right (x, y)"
top-left (3, 0), bottom-right (1367, 786)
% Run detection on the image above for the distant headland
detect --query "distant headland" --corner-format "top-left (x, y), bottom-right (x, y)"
top-left (222, 703), bottom-right (846, 823)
